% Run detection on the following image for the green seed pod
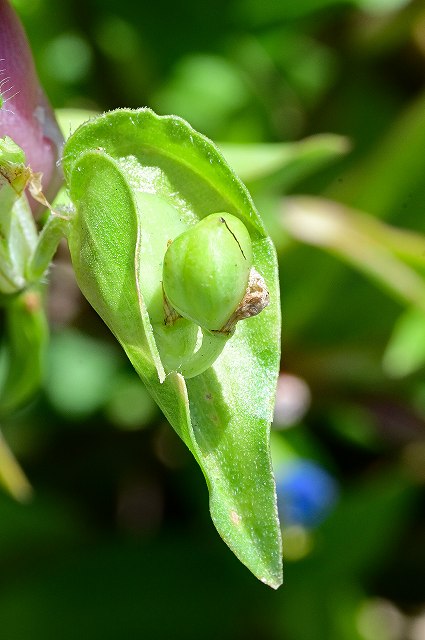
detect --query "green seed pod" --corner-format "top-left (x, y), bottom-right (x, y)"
top-left (163, 212), bottom-right (254, 332)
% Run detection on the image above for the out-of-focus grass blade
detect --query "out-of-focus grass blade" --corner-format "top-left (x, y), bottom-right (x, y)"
top-left (383, 307), bottom-right (425, 378)
top-left (234, 0), bottom-right (409, 26)
top-left (327, 92), bottom-right (425, 220)
top-left (221, 134), bottom-right (350, 190)
top-left (56, 109), bottom-right (99, 140)
top-left (0, 429), bottom-right (32, 502)
top-left (282, 196), bottom-right (425, 311)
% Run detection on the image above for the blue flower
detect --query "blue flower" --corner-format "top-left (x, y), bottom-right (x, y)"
top-left (276, 460), bottom-right (339, 528)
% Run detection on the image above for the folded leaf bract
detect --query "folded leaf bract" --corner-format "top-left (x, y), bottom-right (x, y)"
top-left (62, 109), bottom-right (282, 588)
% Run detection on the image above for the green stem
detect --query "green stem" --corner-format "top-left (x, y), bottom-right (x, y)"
top-left (28, 213), bottom-right (72, 282)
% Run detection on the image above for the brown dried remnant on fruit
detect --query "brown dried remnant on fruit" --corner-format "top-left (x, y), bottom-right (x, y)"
top-left (218, 268), bottom-right (269, 335)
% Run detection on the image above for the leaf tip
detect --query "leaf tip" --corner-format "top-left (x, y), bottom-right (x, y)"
top-left (262, 572), bottom-right (283, 590)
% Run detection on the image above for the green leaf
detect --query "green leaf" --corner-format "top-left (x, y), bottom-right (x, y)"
top-left (62, 109), bottom-right (282, 587)
top-left (0, 286), bottom-right (48, 417)
top-left (220, 134), bottom-right (350, 190)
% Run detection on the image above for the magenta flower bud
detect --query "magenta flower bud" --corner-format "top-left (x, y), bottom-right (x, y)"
top-left (0, 0), bottom-right (63, 208)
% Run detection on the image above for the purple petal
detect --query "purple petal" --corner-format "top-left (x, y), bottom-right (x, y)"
top-left (0, 0), bottom-right (63, 208)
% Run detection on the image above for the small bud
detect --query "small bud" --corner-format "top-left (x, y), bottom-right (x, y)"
top-left (163, 212), bottom-right (266, 333)
top-left (0, 135), bottom-right (31, 197)
top-left (0, 134), bottom-right (25, 165)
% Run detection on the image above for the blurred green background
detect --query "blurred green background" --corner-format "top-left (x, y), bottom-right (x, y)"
top-left (2, 0), bottom-right (425, 637)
